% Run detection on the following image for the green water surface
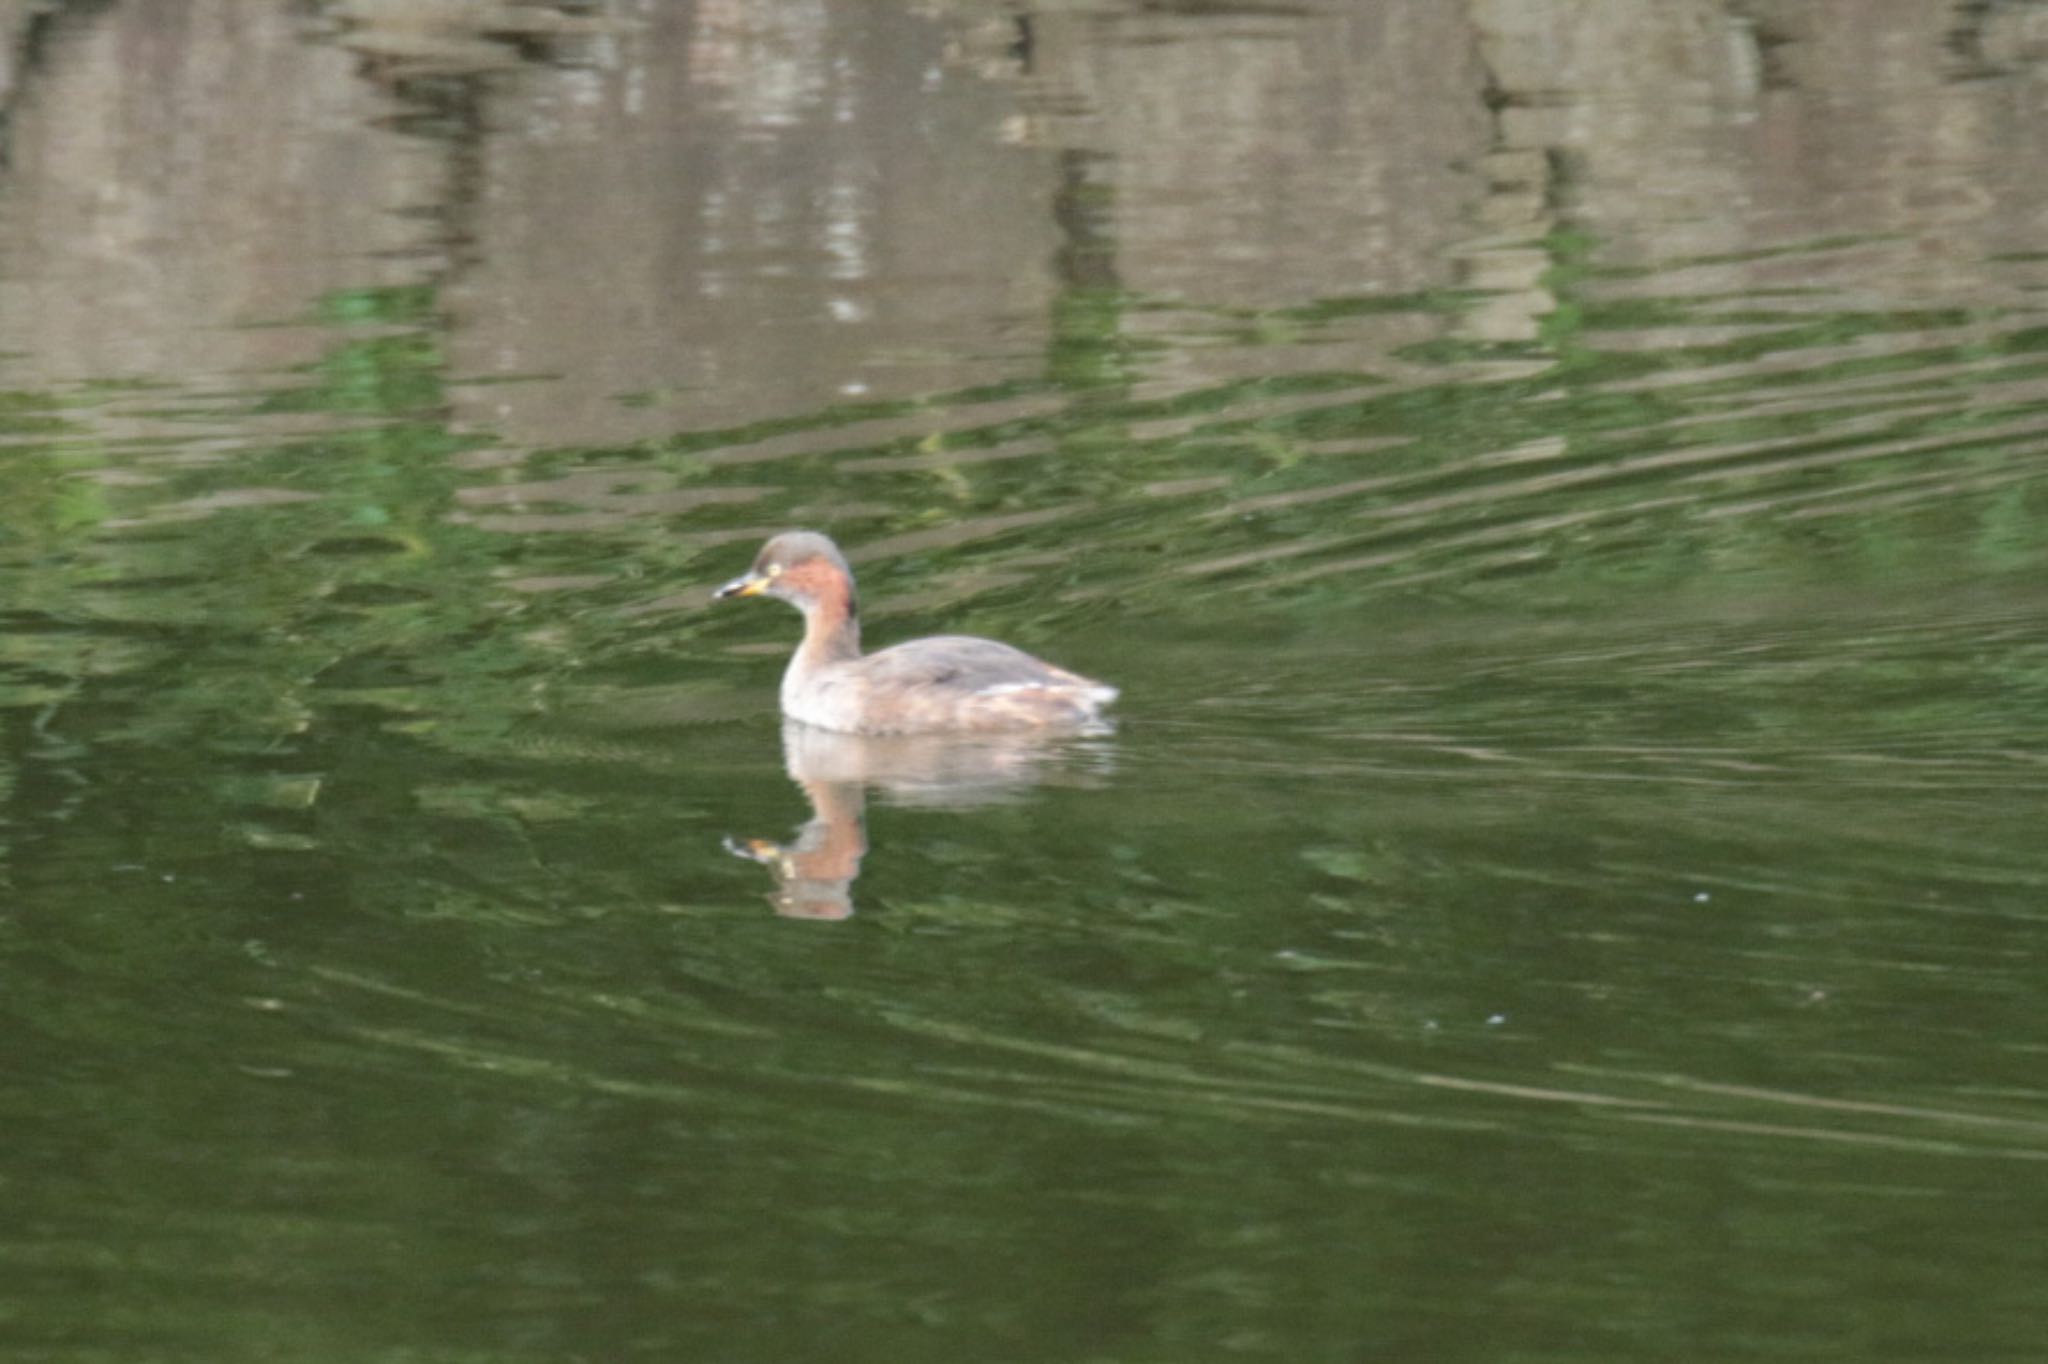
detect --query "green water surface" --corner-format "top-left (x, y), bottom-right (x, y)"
top-left (2, 4), bottom-right (2047, 1362)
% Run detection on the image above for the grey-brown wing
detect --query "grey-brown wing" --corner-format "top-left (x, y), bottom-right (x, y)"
top-left (859, 635), bottom-right (1086, 693)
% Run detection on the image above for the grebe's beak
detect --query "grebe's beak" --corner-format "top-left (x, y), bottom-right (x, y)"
top-left (714, 572), bottom-right (768, 601)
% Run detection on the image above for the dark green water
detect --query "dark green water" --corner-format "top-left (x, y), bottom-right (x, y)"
top-left (3, 4), bottom-right (2048, 1361)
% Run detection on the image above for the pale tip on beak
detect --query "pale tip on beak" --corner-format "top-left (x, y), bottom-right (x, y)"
top-left (714, 574), bottom-right (765, 601)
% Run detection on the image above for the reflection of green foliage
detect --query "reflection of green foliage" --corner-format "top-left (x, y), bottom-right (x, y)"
top-left (553, 228), bottom-right (2048, 625)
top-left (649, 377), bottom-right (1054, 464)
top-left (1265, 291), bottom-right (1474, 324)
top-left (254, 286), bottom-right (451, 415)
top-left (0, 446), bottom-right (111, 543)
top-left (2, 231), bottom-right (2043, 920)
top-left (316, 284), bottom-right (440, 327)
top-left (0, 389), bottom-right (87, 456)
top-left (0, 278), bottom-right (525, 856)
top-left (1048, 286), bottom-right (1140, 392)
top-left (260, 333), bottom-right (446, 415)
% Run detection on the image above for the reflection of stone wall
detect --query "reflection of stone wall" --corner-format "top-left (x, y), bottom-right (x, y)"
top-left (1020, 4), bottom-right (1492, 393)
top-left (1469, 0), bottom-right (2048, 291)
top-left (443, 2), bottom-right (1062, 446)
top-left (0, 1), bottom-right (440, 396)
top-left (4, 0), bottom-right (2047, 450)
top-left (1469, 0), bottom-right (1755, 264)
top-left (0, 0), bottom-right (39, 108)
top-left (1035, 5), bottom-right (1490, 307)
top-left (1751, 0), bottom-right (2048, 270)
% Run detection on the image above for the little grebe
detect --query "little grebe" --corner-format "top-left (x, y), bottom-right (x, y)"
top-left (714, 530), bottom-right (1117, 735)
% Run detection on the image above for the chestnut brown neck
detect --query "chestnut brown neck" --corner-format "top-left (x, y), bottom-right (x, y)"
top-left (786, 561), bottom-right (862, 665)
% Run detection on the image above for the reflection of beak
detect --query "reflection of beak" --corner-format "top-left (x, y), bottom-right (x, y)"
top-left (722, 833), bottom-right (786, 868)
top-left (714, 573), bottom-right (767, 601)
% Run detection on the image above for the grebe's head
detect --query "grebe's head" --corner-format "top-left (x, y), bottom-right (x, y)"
top-left (714, 530), bottom-right (856, 611)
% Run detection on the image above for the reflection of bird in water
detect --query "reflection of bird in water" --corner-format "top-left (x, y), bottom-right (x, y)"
top-left (725, 722), bottom-right (1113, 920)
top-left (714, 530), bottom-right (1117, 735)
top-left (723, 784), bottom-right (864, 922)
